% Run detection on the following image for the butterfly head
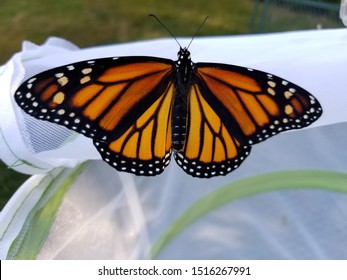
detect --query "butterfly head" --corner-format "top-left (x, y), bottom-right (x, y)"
top-left (177, 47), bottom-right (190, 59)
top-left (176, 47), bottom-right (193, 67)
top-left (175, 47), bottom-right (194, 83)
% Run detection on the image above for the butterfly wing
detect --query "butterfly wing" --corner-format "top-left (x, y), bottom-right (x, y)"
top-left (174, 62), bottom-right (322, 178)
top-left (15, 56), bottom-right (175, 175)
top-left (194, 63), bottom-right (322, 145)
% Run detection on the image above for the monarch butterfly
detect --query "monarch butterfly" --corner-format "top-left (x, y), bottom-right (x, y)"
top-left (14, 19), bottom-right (322, 178)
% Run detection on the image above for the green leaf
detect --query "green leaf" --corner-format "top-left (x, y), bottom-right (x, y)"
top-left (7, 162), bottom-right (88, 260)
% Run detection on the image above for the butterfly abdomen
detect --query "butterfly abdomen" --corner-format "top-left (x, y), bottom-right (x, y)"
top-left (171, 96), bottom-right (187, 151)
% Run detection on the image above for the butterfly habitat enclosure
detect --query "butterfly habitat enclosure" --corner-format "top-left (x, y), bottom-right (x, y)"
top-left (0, 0), bottom-right (347, 260)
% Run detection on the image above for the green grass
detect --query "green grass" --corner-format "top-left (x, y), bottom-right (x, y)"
top-left (0, 0), bottom-right (254, 64)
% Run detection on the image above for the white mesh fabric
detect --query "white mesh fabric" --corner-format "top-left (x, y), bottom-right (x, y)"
top-left (2, 123), bottom-right (347, 259)
top-left (0, 38), bottom-right (95, 174)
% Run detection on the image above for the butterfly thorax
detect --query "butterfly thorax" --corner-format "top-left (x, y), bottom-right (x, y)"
top-left (171, 47), bottom-right (194, 151)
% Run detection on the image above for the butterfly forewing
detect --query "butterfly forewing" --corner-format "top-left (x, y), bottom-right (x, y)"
top-left (15, 57), bottom-right (174, 142)
top-left (195, 63), bottom-right (323, 145)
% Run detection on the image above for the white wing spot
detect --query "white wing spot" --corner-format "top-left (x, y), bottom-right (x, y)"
top-left (284, 91), bottom-right (293, 99)
top-left (82, 68), bottom-right (92, 74)
top-left (80, 76), bottom-right (91, 84)
top-left (267, 87), bottom-right (276, 96)
top-left (58, 76), bottom-right (69, 86)
top-left (267, 81), bottom-right (276, 87)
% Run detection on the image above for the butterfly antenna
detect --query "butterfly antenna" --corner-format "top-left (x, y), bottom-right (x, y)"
top-left (187, 16), bottom-right (209, 50)
top-left (149, 14), bottom-right (182, 48)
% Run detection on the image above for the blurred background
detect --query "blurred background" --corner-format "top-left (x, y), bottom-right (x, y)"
top-left (0, 0), bottom-right (343, 209)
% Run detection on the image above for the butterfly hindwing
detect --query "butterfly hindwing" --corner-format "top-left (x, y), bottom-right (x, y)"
top-left (195, 63), bottom-right (323, 145)
top-left (174, 83), bottom-right (252, 178)
top-left (94, 81), bottom-right (175, 176)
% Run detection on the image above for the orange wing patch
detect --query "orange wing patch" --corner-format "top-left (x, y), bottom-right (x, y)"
top-left (98, 62), bottom-right (172, 82)
top-left (197, 67), bottom-right (279, 136)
